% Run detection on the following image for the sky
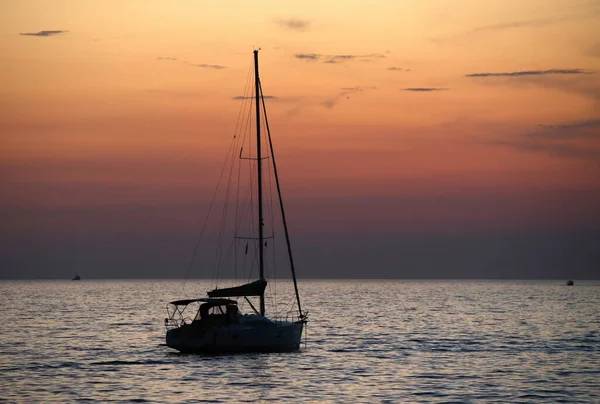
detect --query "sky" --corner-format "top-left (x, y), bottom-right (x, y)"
top-left (1, 0), bottom-right (599, 279)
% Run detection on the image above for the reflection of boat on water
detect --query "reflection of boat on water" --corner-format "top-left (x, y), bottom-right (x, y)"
top-left (164, 50), bottom-right (306, 354)
top-left (566, 280), bottom-right (574, 286)
top-left (72, 274), bottom-right (81, 281)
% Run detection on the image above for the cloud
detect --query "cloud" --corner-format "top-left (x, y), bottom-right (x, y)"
top-left (528, 119), bottom-right (600, 140)
top-left (295, 53), bottom-right (320, 60)
top-left (144, 88), bottom-right (206, 99)
top-left (432, 4), bottom-right (600, 46)
top-left (19, 30), bottom-right (67, 37)
top-left (466, 67), bottom-right (600, 104)
top-left (294, 53), bottom-right (386, 64)
top-left (323, 55), bottom-right (356, 64)
top-left (233, 95), bottom-right (278, 100)
top-left (340, 86), bottom-right (377, 92)
top-left (476, 116), bottom-right (600, 162)
top-left (468, 16), bottom-right (568, 35)
top-left (322, 86), bottom-right (377, 108)
top-left (287, 86), bottom-right (377, 113)
top-left (481, 138), bottom-right (600, 161)
top-left (402, 88), bottom-right (448, 92)
top-left (276, 18), bottom-right (310, 31)
top-left (466, 69), bottom-right (594, 78)
top-left (156, 57), bottom-right (226, 69)
top-left (464, 0), bottom-right (600, 37)
top-left (388, 67), bottom-right (410, 72)
top-left (190, 63), bottom-right (226, 69)
top-left (430, 17), bottom-right (564, 45)
top-left (587, 42), bottom-right (600, 58)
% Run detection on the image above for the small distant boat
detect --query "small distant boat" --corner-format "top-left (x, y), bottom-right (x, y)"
top-left (72, 274), bottom-right (81, 281)
top-left (566, 280), bottom-right (574, 286)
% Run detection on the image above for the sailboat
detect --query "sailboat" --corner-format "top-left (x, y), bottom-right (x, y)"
top-left (164, 50), bottom-right (307, 353)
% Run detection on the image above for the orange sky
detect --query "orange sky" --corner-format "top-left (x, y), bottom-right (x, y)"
top-left (1, 1), bottom-right (600, 278)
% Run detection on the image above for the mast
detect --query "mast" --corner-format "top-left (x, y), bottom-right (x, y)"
top-left (254, 49), bottom-right (265, 316)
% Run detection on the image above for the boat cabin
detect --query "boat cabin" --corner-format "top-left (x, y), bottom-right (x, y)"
top-left (196, 299), bottom-right (240, 323)
top-left (165, 298), bottom-right (240, 329)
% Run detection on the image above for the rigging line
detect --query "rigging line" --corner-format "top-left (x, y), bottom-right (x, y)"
top-left (214, 117), bottom-right (242, 282)
top-left (213, 120), bottom-right (244, 284)
top-left (229, 152), bottom-right (258, 259)
top-left (244, 237), bottom-right (259, 283)
top-left (246, 100), bottom-right (257, 279)
top-left (217, 91), bottom-right (257, 285)
top-left (231, 58), bottom-right (254, 144)
top-left (238, 92), bottom-right (257, 282)
top-left (234, 150), bottom-right (241, 282)
top-left (180, 128), bottom-right (238, 298)
top-left (232, 168), bottom-right (257, 240)
top-left (234, 72), bottom-right (251, 283)
top-left (227, 62), bottom-right (260, 285)
top-left (217, 162), bottom-right (260, 283)
top-left (210, 56), bottom-right (254, 287)
top-left (259, 80), bottom-right (304, 317)
top-left (258, 99), bottom-right (276, 306)
top-left (234, 56), bottom-right (255, 228)
top-left (214, 163), bottom-right (243, 283)
top-left (262, 95), bottom-right (278, 304)
top-left (182, 57), bottom-right (253, 296)
top-left (216, 146), bottom-right (252, 285)
top-left (212, 58), bottom-right (255, 287)
top-left (234, 72), bottom-right (256, 285)
top-left (274, 295), bottom-right (296, 318)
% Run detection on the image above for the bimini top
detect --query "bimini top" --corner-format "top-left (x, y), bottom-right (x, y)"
top-left (168, 297), bottom-right (237, 306)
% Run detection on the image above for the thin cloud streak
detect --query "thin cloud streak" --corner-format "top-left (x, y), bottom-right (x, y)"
top-left (156, 57), bottom-right (226, 69)
top-left (432, 5), bottom-right (599, 45)
top-left (431, 18), bottom-right (563, 45)
top-left (275, 18), bottom-right (310, 31)
top-left (469, 16), bottom-right (569, 35)
top-left (19, 30), bottom-right (67, 37)
top-left (190, 63), bottom-right (226, 69)
top-left (402, 88), bottom-right (447, 92)
top-left (340, 86), bottom-right (377, 92)
top-left (481, 138), bottom-right (600, 161)
top-left (295, 53), bottom-right (386, 64)
top-left (529, 119), bottom-right (600, 140)
top-left (323, 86), bottom-right (377, 108)
top-left (476, 116), bottom-right (600, 162)
top-left (466, 69), bottom-right (594, 77)
top-left (233, 95), bottom-right (278, 100)
top-left (587, 42), bottom-right (600, 58)
top-left (295, 53), bottom-right (319, 60)
top-left (465, 0), bottom-right (600, 36)
top-left (466, 68), bottom-right (600, 104)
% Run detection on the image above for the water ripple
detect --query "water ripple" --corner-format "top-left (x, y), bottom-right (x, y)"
top-left (0, 280), bottom-right (598, 403)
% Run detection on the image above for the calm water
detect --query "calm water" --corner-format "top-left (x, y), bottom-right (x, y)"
top-left (0, 280), bottom-right (598, 403)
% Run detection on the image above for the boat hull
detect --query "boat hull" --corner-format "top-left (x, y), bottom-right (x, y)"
top-left (166, 316), bottom-right (304, 354)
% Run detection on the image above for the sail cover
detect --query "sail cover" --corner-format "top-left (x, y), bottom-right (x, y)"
top-left (207, 279), bottom-right (267, 298)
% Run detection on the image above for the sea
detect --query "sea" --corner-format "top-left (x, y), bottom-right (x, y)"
top-left (0, 280), bottom-right (598, 403)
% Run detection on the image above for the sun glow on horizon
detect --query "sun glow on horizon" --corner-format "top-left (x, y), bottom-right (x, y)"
top-left (1, 0), bottom-right (599, 254)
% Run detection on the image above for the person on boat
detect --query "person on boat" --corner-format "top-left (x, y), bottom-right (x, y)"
top-left (227, 304), bottom-right (240, 324)
top-left (199, 303), bottom-right (210, 320)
